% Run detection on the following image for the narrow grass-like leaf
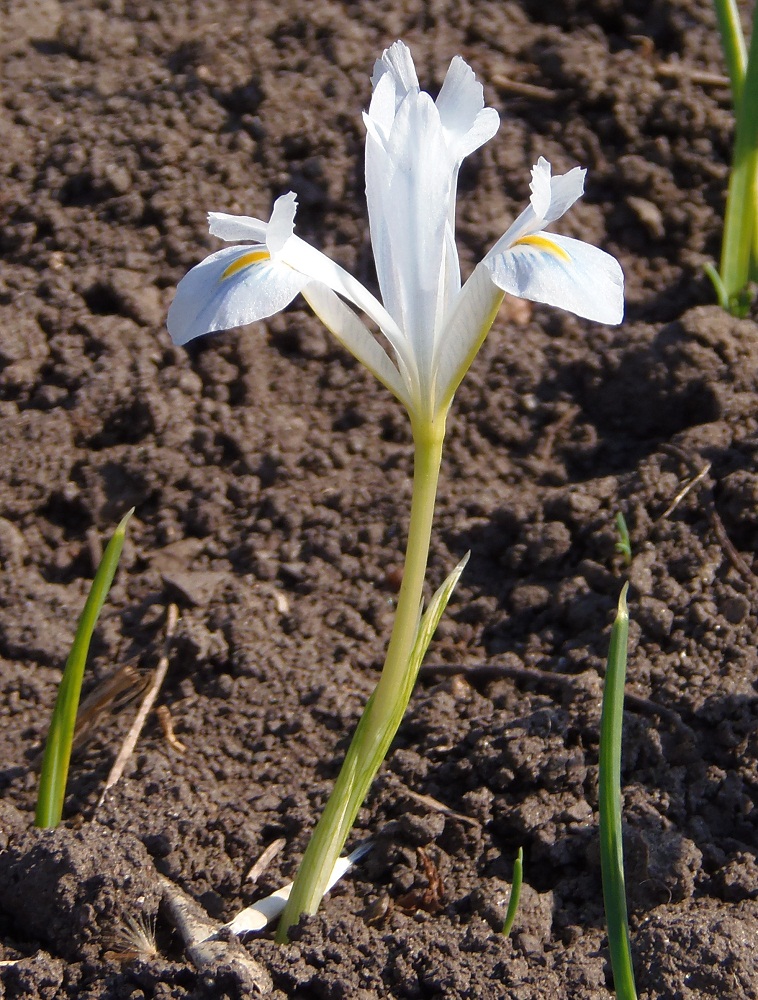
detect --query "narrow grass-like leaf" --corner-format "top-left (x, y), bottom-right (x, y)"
top-left (502, 846), bottom-right (524, 937)
top-left (35, 509), bottom-right (134, 828)
top-left (407, 551), bottom-right (470, 687)
top-left (714, 0), bottom-right (758, 310)
top-left (713, 0), bottom-right (747, 104)
top-left (599, 584), bottom-right (637, 1000)
top-left (614, 513), bottom-right (632, 566)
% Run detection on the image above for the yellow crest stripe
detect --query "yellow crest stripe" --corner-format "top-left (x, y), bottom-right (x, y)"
top-left (513, 234), bottom-right (571, 263)
top-left (221, 249), bottom-right (271, 281)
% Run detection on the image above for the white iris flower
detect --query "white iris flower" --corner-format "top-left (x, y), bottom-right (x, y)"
top-left (167, 40), bottom-right (623, 429)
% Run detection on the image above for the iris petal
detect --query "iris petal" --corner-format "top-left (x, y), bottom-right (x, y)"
top-left (436, 56), bottom-right (500, 163)
top-left (167, 245), bottom-right (308, 345)
top-left (208, 213), bottom-right (269, 243)
top-left (485, 231), bottom-right (624, 325)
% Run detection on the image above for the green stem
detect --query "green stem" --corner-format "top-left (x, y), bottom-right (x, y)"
top-left (719, 1), bottom-right (758, 311)
top-left (277, 419), bottom-right (446, 941)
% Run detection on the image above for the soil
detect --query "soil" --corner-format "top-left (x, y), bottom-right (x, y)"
top-left (1, 0), bottom-right (757, 997)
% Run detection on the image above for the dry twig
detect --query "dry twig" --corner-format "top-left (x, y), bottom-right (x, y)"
top-left (97, 604), bottom-right (179, 807)
top-left (657, 460), bottom-right (712, 521)
top-left (156, 704), bottom-right (186, 753)
top-left (656, 62), bottom-right (731, 88)
top-left (491, 74), bottom-right (557, 101)
top-left (160, 876), bottom-right (272, 995)
top-left (245, 838), bottom-right (286, 884)
top-left (395, 848), bottom-right (445, 915)
top-left (709, 508), bottom-right (755, 581)
top-left (383, 777), bottom-right (480, 829)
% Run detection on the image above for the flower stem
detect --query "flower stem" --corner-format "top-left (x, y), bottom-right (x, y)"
top-left (276, 418), bottom-right (446, 942)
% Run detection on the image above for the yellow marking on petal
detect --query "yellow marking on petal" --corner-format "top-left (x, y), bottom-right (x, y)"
top-left (513, 234), bottom-right (571, 263)
top-left (221, 249), bottom-right (271, 281)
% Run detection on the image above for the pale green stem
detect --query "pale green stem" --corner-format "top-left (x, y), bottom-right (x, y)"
top-left (277, 417), bottom-right (446, 941)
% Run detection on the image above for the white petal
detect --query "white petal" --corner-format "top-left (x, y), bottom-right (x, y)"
top-left (433, 263), bottom-right (504, 415)
top-left (451, 107), bottom-right (500, 163)
top-left (371, 40), bottom-right (419, 95)
top-left (365, 73), bottom-right (396, 142)
top-left (208, 212), bottom-right (269, 243)
top-left (528, 158), bottom-right (586, 225)
top-left (279, 235), bottom-right (410, 369)
top-left (485, 231), bottom-right (624, 325)
top-left (267, 192), bottom-right (298, 254)
top-left (487, 201), bottom-right (540, 258)
top-left (365, 89), bottom-right (453, 387)
top-left (529, 157), bottom-right (553, 219)
top-left (544, 166), bottom-right (585, 223)
top-left (301, 282), bottom-right (411, 409)
top-left (436, 56), bottom-right (499, 163)
top-left (166, 245), bottom-right (307, 345)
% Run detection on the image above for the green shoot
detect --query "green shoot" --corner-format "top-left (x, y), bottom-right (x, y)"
top-left (502, 846), bottom-right (524, 937)
top-left (710, 0), bottom-right (758, 315)
top-left (276, 536), bottom-right (469, 941)
top-left (35, 509), bottom-right (134, 829)
top-left (714, 0), bottom-right (747, 102)
top-left (599, 584), bottom-right (638, 1000)
top-left (614, 512), bottom-right (632, 566)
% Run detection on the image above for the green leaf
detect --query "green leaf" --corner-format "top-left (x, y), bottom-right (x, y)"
top-left (714, 0), bottom-right (758, 312)
top-left (406, 551), bottom-right (470, 689)
top-left (614, 512), bottom-right (632, 566)
top-left (599, 584), bottom-right (638, 999)
top-left (35, 509), bottom-right (134, 828)
top-left (502, 847), bottom-right (524, 937)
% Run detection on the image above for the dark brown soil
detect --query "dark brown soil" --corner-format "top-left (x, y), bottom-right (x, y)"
top-left (1, 0), bottom-right (757, 997)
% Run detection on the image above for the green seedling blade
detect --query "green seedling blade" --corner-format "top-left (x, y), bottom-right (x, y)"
top-left (407, 551), bottom-right (470, 689)
top-left (502, 846), bottom-right (524, 937)
top-left (35, 509), bottom-right (134, 828)
top-left (599, 584), bottom-right (638, 999)
top-left (614, 512), bottom-right (632, 566)
top-left (715, 0), bottom-right (758, 313)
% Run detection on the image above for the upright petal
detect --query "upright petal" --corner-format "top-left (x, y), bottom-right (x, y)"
top-left (489, 159), bottom-right (593, 255)
top-left (533, 157), bottom-right (586, 224)
top-left (365, 89), bottom-right (453, 399)
top-left (208, 192), bottom-right (297, 252)
top-left (528, 157), bottom-right (553, 219)
top-left (266, 192), bottom-right (298, 254)
top-left (208, 212), bottom-right (269, 243)
top-left (436, 55), bottom-right (500, 164)
top-left (371, 41), bottom-right (419, 97)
